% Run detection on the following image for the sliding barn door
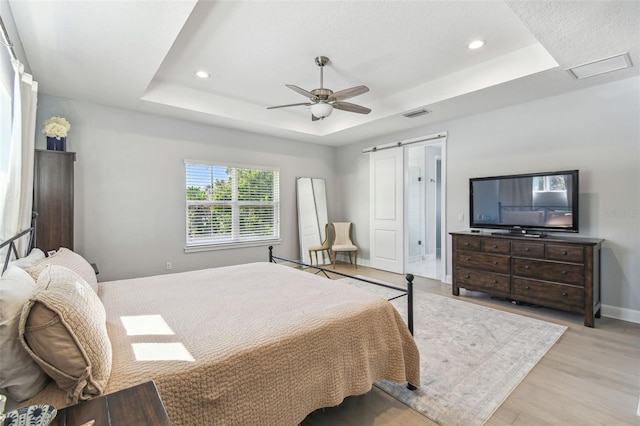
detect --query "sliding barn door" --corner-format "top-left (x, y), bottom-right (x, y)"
top-left (369, 148), bottom-right (404, 273)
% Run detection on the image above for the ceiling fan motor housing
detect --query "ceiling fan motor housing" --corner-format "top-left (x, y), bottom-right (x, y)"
top-left (311, 88), bottom-right (333, 101)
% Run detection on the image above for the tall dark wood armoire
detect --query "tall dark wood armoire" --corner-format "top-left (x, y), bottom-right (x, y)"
top-left (33, 149), bottom-right (76, 253)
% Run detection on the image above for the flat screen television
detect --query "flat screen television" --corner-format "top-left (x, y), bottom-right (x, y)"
top-left (469, 170), bottom-right (579, 235)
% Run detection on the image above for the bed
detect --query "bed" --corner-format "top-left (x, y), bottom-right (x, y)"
top-left (1, 228), bottom-right (420, 425)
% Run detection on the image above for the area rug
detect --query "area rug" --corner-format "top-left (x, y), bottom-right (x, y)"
top-left (337, 277), bottom-right (567, 426)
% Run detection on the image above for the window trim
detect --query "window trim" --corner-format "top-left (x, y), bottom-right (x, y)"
top-left (184, 159), bottom-right (280, 251)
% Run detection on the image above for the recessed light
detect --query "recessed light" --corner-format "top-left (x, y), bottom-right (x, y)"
top-left (468, 40), bottom-right (486, 50)
top-left (195, 70), bottom-right (210, 79)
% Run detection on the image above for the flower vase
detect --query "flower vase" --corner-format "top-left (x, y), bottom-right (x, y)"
top-left (46, 137), bottom-right (66, 151)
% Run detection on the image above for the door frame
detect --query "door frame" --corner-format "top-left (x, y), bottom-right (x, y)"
top-left (401, 135), bottom-right (447, 281)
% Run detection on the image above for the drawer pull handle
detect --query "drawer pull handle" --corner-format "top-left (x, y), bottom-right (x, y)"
top-left (562, 251), bottom-right (568, 255)
top-left (493, 280), bottom-right (498, 284)
top-left (562, 292), bottom-right (568, 296)
top-left (466, 257), bottom-right (471, 261)
top-left (493, 244), bottom-right (498, 248)
top-left (524, 285), bottom-right (531, 290)
top-left (465, 275), bottom-right (470, 279)
top-left (493, 261), bottom-right (498, 265)
top-left (562, 270), bottom-right (567, 274)
top-left (525, 265), bottom-right (530, 269)
top-left (525, 248), bottom-right (530, 251)
top-left (464, 242), bottom-right (469, 246)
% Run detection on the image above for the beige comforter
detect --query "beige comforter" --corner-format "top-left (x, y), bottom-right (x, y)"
top-left (24, 262), bottom-right (420, 425)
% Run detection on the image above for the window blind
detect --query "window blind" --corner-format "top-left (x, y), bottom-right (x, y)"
top-left (185, 161), bottom-right (280, 247)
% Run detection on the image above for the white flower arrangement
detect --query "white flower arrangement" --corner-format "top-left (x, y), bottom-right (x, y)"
top-left (42, 116), bottom-right (71, 140)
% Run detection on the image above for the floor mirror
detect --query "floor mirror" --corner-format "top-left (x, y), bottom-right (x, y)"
top-left (296, 177), bottom-right (329, 265)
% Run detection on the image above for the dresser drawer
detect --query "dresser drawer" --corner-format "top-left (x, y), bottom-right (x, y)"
top-left (546, 244), bottom-right (584, 263)
top-left (512, 258), bottom-right (585, 285)
top-left (511, 241), bottom-right (545, 258)
top-left (456, 236), bottom-right (481, 251)
top-left (512, 277), bottom-right (583, 308)
top-left (481, 239), bottom-right (510, 254)
top-left (456, 267), bottom-right (510, 293)
top-left (456, 251), bottom-right (510, 274)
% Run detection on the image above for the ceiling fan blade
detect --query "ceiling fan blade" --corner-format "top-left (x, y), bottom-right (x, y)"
top-left (267, 102), bottom-right (312, 110)
top-left (329, 85), bottom-right (369, 101)
top-left (286, 84), bottom-right (317, 100)
top-left (332, 101), bottom-right (371, 114)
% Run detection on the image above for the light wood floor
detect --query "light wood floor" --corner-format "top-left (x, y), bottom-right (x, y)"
top-left (298, 262), bottom-right (640, 426)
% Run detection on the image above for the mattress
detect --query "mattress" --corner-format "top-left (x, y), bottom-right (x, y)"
top-left (22, 262), bottom-right (420, 425)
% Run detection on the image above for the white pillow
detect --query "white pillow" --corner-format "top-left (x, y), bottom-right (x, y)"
top-left (10, 248), bottom-right (45, 270)
top-left (0, 265), bottom-right (49, 401)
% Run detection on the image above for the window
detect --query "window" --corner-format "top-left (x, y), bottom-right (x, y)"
top-left (185, 160), bottom-right (280, 249)
top-left (532, 175), bottom-right (567, 192)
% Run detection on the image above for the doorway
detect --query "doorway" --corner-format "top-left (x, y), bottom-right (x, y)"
top-left (367, 132), bottom-right (447, 280)
top-left (406, 143), bottom-right (443, 280)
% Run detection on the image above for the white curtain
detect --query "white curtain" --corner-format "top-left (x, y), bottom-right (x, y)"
top-left (0, 59), bottom-right (38, 255)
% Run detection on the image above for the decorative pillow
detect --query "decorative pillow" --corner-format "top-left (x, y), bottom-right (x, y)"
top-left (26, 248), bottom-right (98, 294)
top-left (10, 248), bottom-right (45, 270)
top-left (19, 265), bottom-right (112, 403)
top-left (0, 265), bottom-right (49, 401)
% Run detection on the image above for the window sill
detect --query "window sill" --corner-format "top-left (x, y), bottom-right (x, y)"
top-left (184, 239), bottom-right (282, 253)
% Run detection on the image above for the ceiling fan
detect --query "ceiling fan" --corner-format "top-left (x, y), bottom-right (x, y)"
top-left (267, 56), bottom-right (371, 121)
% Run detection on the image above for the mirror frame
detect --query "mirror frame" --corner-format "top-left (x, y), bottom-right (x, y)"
top-left (296, 177), bottom-right (329, 265)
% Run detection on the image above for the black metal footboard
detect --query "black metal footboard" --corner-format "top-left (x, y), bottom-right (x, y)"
top-left (1, 225), bottom-right (36, 274)
top-left (268, 246), bottom-right (414, 336)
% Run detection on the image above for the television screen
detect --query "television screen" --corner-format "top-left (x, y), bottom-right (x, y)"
top-left (470, 170), bottom-right (579, 234)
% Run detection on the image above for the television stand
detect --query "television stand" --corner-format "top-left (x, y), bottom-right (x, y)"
top-left (451, 231), bottom-right (604, 327)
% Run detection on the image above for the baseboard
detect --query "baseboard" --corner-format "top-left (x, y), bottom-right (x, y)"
top-left (601, 304), bottom-right (640, 324)
top-left (335, 253), bottom-right (370, 268)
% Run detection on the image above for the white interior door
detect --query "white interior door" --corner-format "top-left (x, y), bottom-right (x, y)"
top-left (369, 148), bottom-right (404, 273)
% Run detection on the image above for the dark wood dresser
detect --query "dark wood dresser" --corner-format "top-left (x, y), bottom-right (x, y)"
top-left (33, 149), bottom-right (75, 253)
top-left (451, 231), bottom-right (604, 327)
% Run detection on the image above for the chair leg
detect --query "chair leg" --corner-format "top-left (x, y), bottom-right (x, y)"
top-left (332, 251), bottom-right (337, 269)
top-left (354, 250), bottom-right (358, 269)
top-left (347, 252), bottom-right (353, 265)
top-left (308, 250), bottom-right (313, 265)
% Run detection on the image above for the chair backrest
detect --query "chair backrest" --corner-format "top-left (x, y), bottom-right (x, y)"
top-left (331, 222), bottom-right (353, 246)
top-left (319, 223), bottom-right (330, 248)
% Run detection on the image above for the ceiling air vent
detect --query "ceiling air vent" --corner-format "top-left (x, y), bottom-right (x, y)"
top-left (402, 108), bottom-right (431, 118)
top-left (566, 53), bottom-right (632, 80)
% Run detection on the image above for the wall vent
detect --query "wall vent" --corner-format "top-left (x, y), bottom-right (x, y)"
top-left (402, 108), bottom-right (431, 118)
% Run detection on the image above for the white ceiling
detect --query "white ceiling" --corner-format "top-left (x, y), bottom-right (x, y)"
top-left (7, 0), bottom-right (640, 146)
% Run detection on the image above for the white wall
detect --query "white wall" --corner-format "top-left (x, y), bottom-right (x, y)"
top-left (336, 76), bottom-right (640, 317)
top-left (36, 95), bottom-right (338, 281)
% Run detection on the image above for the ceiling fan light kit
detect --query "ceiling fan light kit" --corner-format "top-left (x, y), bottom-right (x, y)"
top-left (268, 56), bottom-right (371, 121)
top-left (310, 102), bottom-right (333, 119)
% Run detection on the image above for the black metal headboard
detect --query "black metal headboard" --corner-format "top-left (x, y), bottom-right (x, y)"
top-left (0, 212), bottom-right (37, 274)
